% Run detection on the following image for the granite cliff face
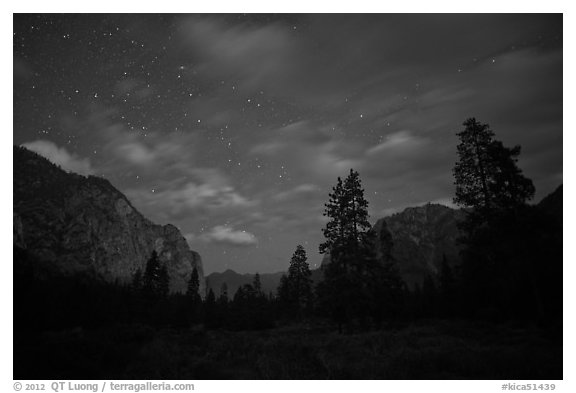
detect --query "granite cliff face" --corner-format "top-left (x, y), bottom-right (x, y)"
top-left (13, 146), bottom-right (204, 294)
top-left (320, 204), bottom-right (464, 289)
top-left (373, 204), bottom-right (465, 289)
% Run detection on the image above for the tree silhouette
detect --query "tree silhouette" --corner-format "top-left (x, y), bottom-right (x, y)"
top-left (143, 250), bottom-right (164, 299)
top-left (186, 267), bottom-right (200, 298)
top-left (186, 267), bottom-right (202, 323)
top-left (287, 245), bottom-right (313, 317)
top-left (453, 118), bottom-right (535, 232)
top-left (277, 274), bottom-right (291, 314)
top-left (158, 264), bottom-right (170, 298)
top-left (277, 245), bottom-right (313, 319)
top-left (219, 282), bottom-right (229, 301)
top-left (317, 169), bottom-right (399, 331)
top-left (253, 272), bottom-right (262, 295)
top-left (319, 169), bottom-right (371, 261)
top-left (452, 118), bottom-right (547, 321)
top-left (204, 288), bottom-right (217, 327)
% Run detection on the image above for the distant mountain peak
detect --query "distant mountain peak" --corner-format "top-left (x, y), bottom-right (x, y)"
top-left (372, 203), bottom-right (465, 288)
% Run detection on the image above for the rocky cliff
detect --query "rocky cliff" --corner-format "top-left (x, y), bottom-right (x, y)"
top-left (13, 145), bottom-right (204, 294)
top-left (373, 203), bottom-right (465, 289)
top-left (320, 204), bottom-right (464, 289)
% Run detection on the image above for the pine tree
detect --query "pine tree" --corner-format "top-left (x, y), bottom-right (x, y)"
top-left (205, 288), bottom-right (216, 311)
top-left (217, 282), bottom-right (229, 324)
top-left (219, 282), bottom-right (229, 302)
top-left (158, 264), bottom-right (170, 298)
top-left (186, 267), bottom-right (200, 298)
top-left (253, 273), bottom-right (262, 295)
top-left (453, 118), bottom-right (535, 232)
top-left (453, 118), bottom-right (539, 320)
top-left (143, 250), bottom-right (162, 299)
top-left (487, 140), bottom-right (535, 211)
top-left (277, 245), bottom-right (314, 319)
top-left (185, 267), bottom-right (202, 323)
top-left (287, 245), bottom-right (313, 317)
top-left (277, 274), bottom-right (291, 311)
top-left (319, 170), bottom-right (372, 262)
top-left (454, 118), bottom-right (496, 216)
top-left (204, 288), bottom-right (217, 327)
top-left (317, 169), bottom-right (399, 330)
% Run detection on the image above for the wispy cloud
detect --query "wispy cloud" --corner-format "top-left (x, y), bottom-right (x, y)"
top-left (22, 140), bottom-right (94, 176)
top-left (198, 225), bottom-right (258, 247)
top-left (272, 183), bottom-right (320, 201)
top-left (126, 179), bottom-right (256, 220)
top-left (178, 16), bottom-right (298, 91)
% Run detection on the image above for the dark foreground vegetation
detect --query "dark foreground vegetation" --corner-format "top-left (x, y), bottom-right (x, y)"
top-left (14, 118), bottom-right (563, 379)
top-left (15, 320), bottom-right (561, 380)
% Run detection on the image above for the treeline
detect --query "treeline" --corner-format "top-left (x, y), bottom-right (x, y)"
top-left (13, 117), bottom-right (562, 335)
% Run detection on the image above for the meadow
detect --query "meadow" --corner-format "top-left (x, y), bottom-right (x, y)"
top-left (14, 319), bottom-right (562, 380)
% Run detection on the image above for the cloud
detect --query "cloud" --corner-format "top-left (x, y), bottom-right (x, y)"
top-left (273, 183), bottom-right (320, 201)
top-left (200, 225), bottom-right (258, 247)
top-left (92, 121), bottom-right (203, 180)
top-left (366, 130), bottom-right (430, 156)
top-left (126, 180), bottom-right (255, 218)
top-left (22, 140), bottom-right (94, 176)
top-left (116, 141), bottom-right (157, 165)
top-left (250, 121), bottom-right (364, 181)
top-left (178, 17), bottom-right (298, 91)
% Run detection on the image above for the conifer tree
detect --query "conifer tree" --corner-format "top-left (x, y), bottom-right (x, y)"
top-left (185, 267), bottom-right (202, 323)
top-left (453, 117), bottom-right (539, 320)
top-left (453, 118), bottom-right (535, 231)
top-left (186, 267), bottom-right (200, 299)
top-left (204, 288), bottom-right (217, 327)
top-left (317, 169), bottom-right (401, 330)
top-left (287, 245), bottom-right (313, 317)
top-left (253, 273), bottom-right (262, 295)
top-left (205, 288), bottom-right (216, 310)
top-left (277, 274), bottom-right (291, 311)
top-left (219, 282), bottom-right (229, 302)
top-left (158, 264), bottom-right (170, 298)
top-left (143, 250), bottom-right (162, 299)
top-left (276, 245), bottom-right (314, 319)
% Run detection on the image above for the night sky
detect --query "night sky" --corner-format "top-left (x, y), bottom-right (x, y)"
top-left (13, 14), bottom-right (562, 274)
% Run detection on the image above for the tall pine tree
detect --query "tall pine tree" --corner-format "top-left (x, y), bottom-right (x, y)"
top-left (186, 267), bottom-right (202, 323)
top-left (287, 245), bottom-right (313, 314)
top-left (317, 169), bottom-right (400, 331)
top-left (186, 267), bottom-right (200, 299)
top-left (277, 245), bottom-right (313, 319)
top-left (143, 250), bottom-right (163, 299)
top-left (453, 118), bottom-right (540, 320)
top-left (453, 117), bottom-right (535, 232)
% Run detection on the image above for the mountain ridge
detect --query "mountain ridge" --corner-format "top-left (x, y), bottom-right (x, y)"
top-left (13, 145), bottom-right (205, 294)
